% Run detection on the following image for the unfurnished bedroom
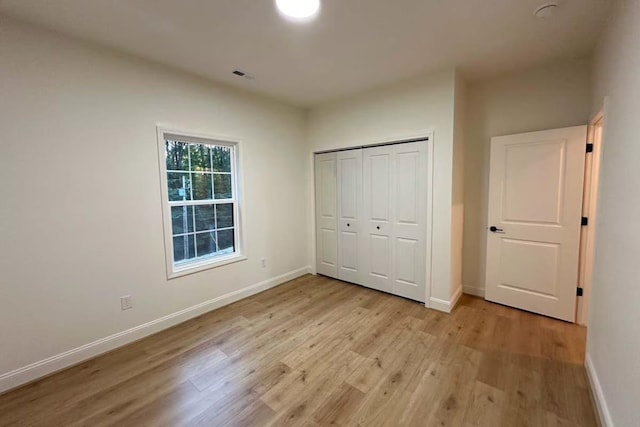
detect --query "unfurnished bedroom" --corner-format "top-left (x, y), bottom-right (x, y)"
top-left (0, 1), bottom-right (638, 426)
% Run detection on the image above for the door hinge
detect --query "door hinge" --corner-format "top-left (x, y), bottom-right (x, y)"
top-left (581, 217), bottom-right (589, 226)
top-left (577, 287), bottom-right (584, 297)
top-left (586, 143), bottom-right (594, 153)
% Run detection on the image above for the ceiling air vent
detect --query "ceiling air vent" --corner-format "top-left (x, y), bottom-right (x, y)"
top-left (232, 70), bottom-right (255, 80)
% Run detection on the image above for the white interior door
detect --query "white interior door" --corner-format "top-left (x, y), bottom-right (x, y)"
top-left (315, 152), bottom-right (338, 278)
top-left (485, 126), bottom-right (587, 322)
top-left (362, 141), bottom-right (427, 302)
top-left (337, 149), bottom-right (363, 284)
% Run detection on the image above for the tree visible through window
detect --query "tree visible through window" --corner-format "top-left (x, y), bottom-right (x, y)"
top-left (162, 136), bottom-right (239, 272)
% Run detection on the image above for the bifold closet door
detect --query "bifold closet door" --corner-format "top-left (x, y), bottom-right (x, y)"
top-left (361, 145), bottom-right (393, 294)
top-left (336, 149), bottom-right (363, 284)
top-left (362, 142), bottom-right (427, 302)
top-left (314, 152), bottom-right (338, 278)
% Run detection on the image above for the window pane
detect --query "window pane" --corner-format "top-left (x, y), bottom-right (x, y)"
top-left (196, 232), bottom-right (217, 258)
top-left (194, 205), bottom-right (215, 232)
top-left (214, 174), bottom-right (232, 199)
top-left (173, 234), bottom-right (195, 263)
top-left (166, 141), bottom-right (189, 171)
top-left (217, 228), bottom-right (235, 254)
top-left (192, 173), bottom-right (213, 200)
top-left (190, 144), bottom-right (212, 172)
top-left (164, 138), bottom-right (238, 271)
top-left (168, 172), bottom-right (192, 201)
top-left (212, 146), bottom-right (231, 172)
top-left (216, 203), bottom-right (234, 228)
top-left (171, 206), bottom-right (194, 235)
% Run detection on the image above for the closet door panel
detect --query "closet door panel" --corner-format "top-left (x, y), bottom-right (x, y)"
top-left (396, 151), bottom-right (419, 224)
top-left (395, 237), bottom-right (418, 285)
top-left (369, 154), bottom-right (391, 222)
top-left (337, 149), bottom-right (363, 284)
top-left (391, 142), bottom-right (427, 302)
top-left (339, 157), bottom-right (358, 219)
top-left (362, 145), bottom-right (394, 293)
top-left (315, 152), bottom-right (338, 278)
top-left (369, 234), bottom-right (391, 278)
top-left (340, 232), bottom-right (358, 270)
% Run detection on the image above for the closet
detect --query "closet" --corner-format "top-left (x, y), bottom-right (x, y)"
top-left (314, 139), bottom-right (430, 302)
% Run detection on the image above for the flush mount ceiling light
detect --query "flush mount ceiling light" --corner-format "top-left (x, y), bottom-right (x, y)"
top-left (534, 3), bottom-right (558, 19)
top-left (275, 0), bottom-right (321, 22)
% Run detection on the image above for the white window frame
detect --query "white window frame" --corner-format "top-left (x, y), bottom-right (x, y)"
top-left (157, 126), bottom-right (246, 279)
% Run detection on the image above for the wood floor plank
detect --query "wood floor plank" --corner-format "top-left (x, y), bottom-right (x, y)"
top-left (423, 344), bottom-right (482, 427)
top-left (108, 379), bottom-right (208, 427)
top-left (0, 313), bottom-right (250, 424)
top-left (0, 274), bottom-right (598, 427)
top-left (311, 382), bottom-right (364, 426)
top-left (61, 348), bottom-right (229, 426)
top-left (264, 351), bottom-right (368, 426)
top-left (461, 381), bottom-right (506, 427)
top-left (350, 329), bottom-right (434, 425)
top-left (345, 325), bottom-right (416, 394)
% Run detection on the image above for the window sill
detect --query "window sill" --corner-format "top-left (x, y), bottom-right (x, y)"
top-left (168, 253), bottom-right (247, 279)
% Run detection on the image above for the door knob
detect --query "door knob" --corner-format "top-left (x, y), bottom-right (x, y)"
top-left (489, 226), bottom-right (505, 233)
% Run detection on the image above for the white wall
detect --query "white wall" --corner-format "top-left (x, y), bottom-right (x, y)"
top-left (587, 1), bottom-right (640, 426)
top-left (462, 58), bottom-right (592, 297)
top-left (0, 17), bottom-right (309, 389)
top-left (306, 69), bottom-right (460, 308)
top-left (451, 73), bottom-right (466, 303)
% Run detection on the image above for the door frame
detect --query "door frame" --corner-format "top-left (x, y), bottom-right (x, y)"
top-left (310, 130), bottom-right (435, 307)
top-left (576, 104), bottom-right (607, 325)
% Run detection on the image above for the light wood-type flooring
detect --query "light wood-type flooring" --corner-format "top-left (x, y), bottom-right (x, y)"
top-left (0, 274), bottom-right (597, 426)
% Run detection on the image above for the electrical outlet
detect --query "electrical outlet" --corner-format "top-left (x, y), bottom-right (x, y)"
top-left (261, 258), bottom-right (267, 268)
top-left (120, 295), bottom-right (133, 311)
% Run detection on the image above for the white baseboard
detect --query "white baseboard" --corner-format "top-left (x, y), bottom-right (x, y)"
top-left (0, 266), bottom-right (311, 394)
top-left (451, 285), bottom-right (463, 310)
top-left (585, 352), bottom-right (614, 427)
top-left (463, 284), bottom-right (485, 298)
top-left (430, 285), bottom-right (463, 313)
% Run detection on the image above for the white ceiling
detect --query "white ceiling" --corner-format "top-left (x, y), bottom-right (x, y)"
top-left (0, 0), bottom-right (611, 106)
